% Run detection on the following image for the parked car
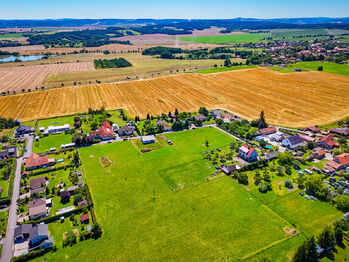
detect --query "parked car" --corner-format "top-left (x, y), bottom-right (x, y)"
top-left (299, 191), bottom-right (304, 196)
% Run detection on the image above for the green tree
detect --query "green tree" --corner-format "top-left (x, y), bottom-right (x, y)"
top-left (90, 122), bottom-right (98, 131)
top-left (258, 110), bottom-right (267, 129)
top-left (92, 222), bottom-right (102, 239)
top-left (63, 231), bottom-right (77, 247)
top-left (333, 195), bottom-right (349, 211)
top-left (224, 57), bottom-right (232, 67)
top-left (73, 193), bottom-right (84, 206)
top-left (318, 225), bottom-right (335, 249)
top-left (305, 175), bottom-right (328, 200)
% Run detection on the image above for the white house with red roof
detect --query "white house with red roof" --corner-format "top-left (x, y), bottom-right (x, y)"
top-left (239, 145), bottom-right (258, 162)
top-left (87, 121), bottom-right (114, 141)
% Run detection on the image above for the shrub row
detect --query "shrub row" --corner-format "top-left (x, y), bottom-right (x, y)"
top-left (28, 164), bottom-right (74, 177)
top-left (12, 247), bottom-right (53, 262)
top-left (26, 206), bottom-right (85, 224)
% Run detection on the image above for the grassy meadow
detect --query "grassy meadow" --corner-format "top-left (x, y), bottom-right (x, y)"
top-left (177, 33), bottom-right (271, 44)
top-left (33, 128), bottom-right (294, 261)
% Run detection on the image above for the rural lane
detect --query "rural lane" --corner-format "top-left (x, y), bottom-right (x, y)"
top-left (1, 135), bottom-right (33, 262)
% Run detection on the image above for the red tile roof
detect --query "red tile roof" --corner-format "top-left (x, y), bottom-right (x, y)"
top-left (335, 153), bottom-right (349, 166)
top-left (26, 154), bottom-right (49, 169)
top-left (258, 126), bottom-right (276, 135)
top-left (80, 213), bottom-right (89, 222)
top-left (318, 135), bottom-right (339, 148)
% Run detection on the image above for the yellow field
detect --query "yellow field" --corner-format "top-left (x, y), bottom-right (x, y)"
top-left (0, 67), bottom-right (348, 127)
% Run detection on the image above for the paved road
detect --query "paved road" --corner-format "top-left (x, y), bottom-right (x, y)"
top-left (1, 136), bottom-right (33, 262)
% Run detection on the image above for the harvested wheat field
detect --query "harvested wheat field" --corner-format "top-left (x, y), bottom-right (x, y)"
top-left (0, 62), bottom-right (94, 93)
top-left (0, 67), bottom-right (348, 127)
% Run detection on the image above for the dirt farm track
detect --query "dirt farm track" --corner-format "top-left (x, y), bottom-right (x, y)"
top-left (0, 67), bottom-right (348, 127)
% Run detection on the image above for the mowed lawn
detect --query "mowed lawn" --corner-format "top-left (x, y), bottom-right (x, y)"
top-left (267, 191), bottom-right (343, 236)
top-left (33, 133), bottom-right (72, 153)
top-left (177, 33), bottom-right (271, 44)
top-left (36, 128), bottom-right (291, 261)
top-left (195, 65), bottom-right (257, 74)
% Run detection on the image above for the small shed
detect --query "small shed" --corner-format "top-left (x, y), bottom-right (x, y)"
top-left (80, 214), bottom-right (89, 224)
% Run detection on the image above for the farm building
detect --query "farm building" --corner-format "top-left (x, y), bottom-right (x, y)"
top-left (282, 135), bottom-right (304, 149)
top-left (239, 145), bottom-right (258, 162)
top-left (141, 135), bottom-right (156, 144)
top-left (304, 126), bottom-right (321, 133)
top-left (317, 135), bottom-right (339, 149)
top-left (47, 124), bottom-right (70, 134)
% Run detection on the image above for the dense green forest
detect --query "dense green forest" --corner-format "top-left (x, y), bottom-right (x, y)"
top-left (93, 58), bottom-right (132, 69)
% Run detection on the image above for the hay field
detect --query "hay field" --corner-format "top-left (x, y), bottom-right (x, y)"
top-left (0, 67), bottom-right (348, 127)
top-left (0, 62), bottom-right (94, 93)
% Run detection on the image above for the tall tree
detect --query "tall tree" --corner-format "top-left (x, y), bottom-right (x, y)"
top-left (258, 110), bottom-right (267, 129)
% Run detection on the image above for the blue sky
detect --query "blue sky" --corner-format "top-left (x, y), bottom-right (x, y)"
top-left (1, 0), bottom-right (348, 19)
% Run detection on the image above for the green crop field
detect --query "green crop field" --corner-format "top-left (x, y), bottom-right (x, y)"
top-left (177, 33), bottom-right (271, 44)
top-left (270, 29), bottom-right (329, 40)
top-left (34, 127), bottom-right (299, 261)
top-left (271, 61), bottom-right (349, 76)
top-left (0, 33), bottom-right (24, 39)
top-left (267, 191), bottom-right (342, 236)
top-left (195, 65), bottom-right (257, 74)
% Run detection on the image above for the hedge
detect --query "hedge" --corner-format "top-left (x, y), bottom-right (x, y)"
top-left (240, 159), bottom-right (269, 172)
top-left (26, 206), bottom-right (85, 224)
top-left (28, 164), bottom-right (74, 177)
top-left (12, 247), bottom-right (52, 262)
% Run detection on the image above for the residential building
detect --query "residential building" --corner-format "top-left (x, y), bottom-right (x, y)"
top-left (334, 153), bottom-right (349, 169)
top-left (117, 126), bottom-right (134, 136)
top-left (29, 224), bottom-right (50, 250)
top-left (265, 152), bottom-right (278, 160)
top-left (239, 145), bottom-right (258, 162)
top-left (156, 121), bottom-right (172, 131)
top-left (0, 146), bottom-right (18, 160)
top-left (194, 114), bottom-right (207, 121)
top-left (282, 135), bottom-right (304, 149)
top-left (30, 176), bottom-right (49, 190)
top-left (304, 126), bottom-right (321, 133)
top-left (88, 122), bottom-right (114, 141)
top-left (141, 135), bottom-right (155, 144)
top-left (330, 127), bottom-right (349, 136)
top-left (258, 126), bottom-right (276, 135)
top-left (210, 110), bottom-right (222, 119)
top-left (14, 224), bottom-right (32, 243)
top-left (312, 150), bottom-right (325, 160)
top-left (299, 134), bottom-right (316, 143)
top-left (317, 135), bottom-right (339, 149)
top-left (15, 125), bottom-right (34, 136)
top-left (28, 198), bottom-right (47, 220)
top-left (26, 154), bottom-right (55, 170)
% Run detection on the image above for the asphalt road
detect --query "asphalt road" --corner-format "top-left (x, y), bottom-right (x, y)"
top-left (1, 135), bottom-right (33, 262)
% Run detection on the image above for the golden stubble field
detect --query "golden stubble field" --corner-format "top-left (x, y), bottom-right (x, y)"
top-left (0, 62), bottom-right (94, 93)
top-left (0, 67), bottom-right (348, 127)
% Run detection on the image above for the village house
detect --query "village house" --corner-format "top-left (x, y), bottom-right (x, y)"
top-left (317, 135), bottom-right (339, 149)
top-left (117, 126), bottom-right (134, 137)
top-left (194, 114), bottom-right (207, 121)
top-left (239, 145), bottom-right (258, 162)
top-left (299, 134), bottom-right (316, 143)
top-left (141, 135), bottom-right (156, 144)
top-left (322, 153), bottom-right (349, 174)
top-left (28, 198), bottom-right (47, 220)
top-left (29, 176), bottom-right (49, 195)
top-left (15, 125), bottom-right (34, 136)
top-left (87, 121), bottom-right (114, 141)
top-left (312, 149), bottom-right (326, 160)
top-left (25, 154), bottom-right (55, 170)
top-left (304, 126), bottom-right (321, 133)
top-left (258, 126), bottom-right (276, 135)
top-left (156, 121), bottom-right (172, 131)
top-left (0, 146), bottom-right (17, 160)
top-left (282, 135), bottom-right (304, 149)
top-left (29, 224), bottom-right (53, 251)
top-left (330, 127), bottom-right (349, 136)
top-left (210, 110), bottom-right (222, 119)
top-left (14, 224), bottom-right (32, 243)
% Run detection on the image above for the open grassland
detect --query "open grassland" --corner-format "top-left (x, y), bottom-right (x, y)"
top-left (0, 33), bottom-right (24, 39)
top-left (272, 61), bottom-right (349, 76)
top-left (0, 67), bottom-right (348, 127)
top-left (177, 33), bottom-right (271, 44)
top-left (267, 191), bottom-right (343, 236)
top-left (0, 62), bottom-right (94, 93)
top-left (195, 65), bottom-right (257, 73)
top-left (270, 29), bottom-right (329, 40)
top-left (34, 128), bottom-right (293, 261)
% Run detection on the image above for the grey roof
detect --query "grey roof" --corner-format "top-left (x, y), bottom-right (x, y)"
top-left (14, 224), bottom-right (32, 237)
top-left (30, 224), bottom-right (48, 240)
top-left (266, 152), bottom-right (278, 160)
top-left (287, 135), bottom-right (304, 146)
